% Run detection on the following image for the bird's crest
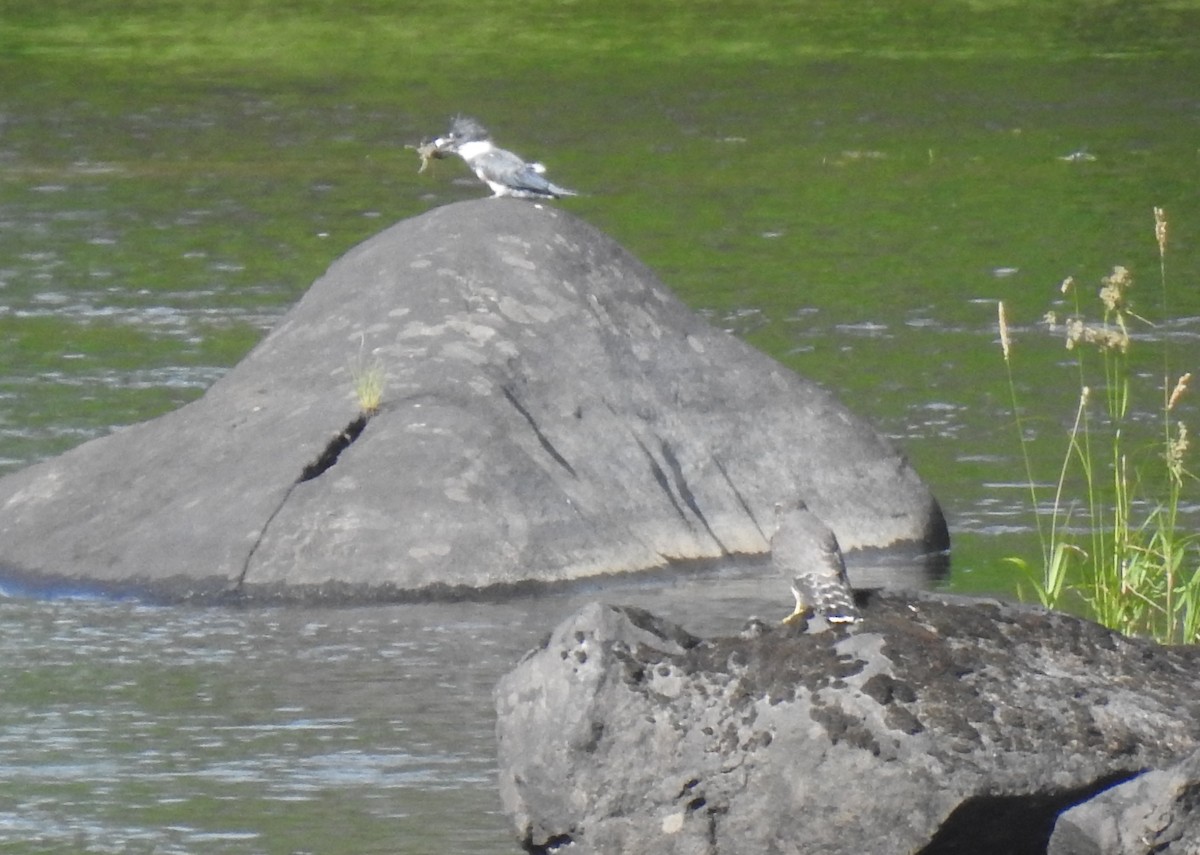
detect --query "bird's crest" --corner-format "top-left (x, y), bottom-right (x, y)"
top-left (447, 115), bottom-right (489, 143)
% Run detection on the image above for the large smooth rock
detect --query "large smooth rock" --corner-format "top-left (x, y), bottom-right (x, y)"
top-left (494, 597), bottom-right (1200, 854)
top-left (0, 200), bottom-right (946, 598)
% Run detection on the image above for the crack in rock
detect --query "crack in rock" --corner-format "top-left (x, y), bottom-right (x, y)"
top-left (236, 414), bottom-right (371, 588)
top-left (299, 415), bottom-right (368, 482)
top-left (501, 384), bottom-right (577, 478)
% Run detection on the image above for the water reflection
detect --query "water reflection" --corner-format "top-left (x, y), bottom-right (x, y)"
top-left (0, 599), bottom-right (522, 852)
top-left (4, 61), bottom-right (1199, 565)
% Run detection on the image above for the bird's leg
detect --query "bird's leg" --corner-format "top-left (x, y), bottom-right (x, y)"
top-left (781, 604), bottom-right (811, 626)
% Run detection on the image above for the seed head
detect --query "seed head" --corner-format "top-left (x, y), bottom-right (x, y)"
top-left (1167, 422), bottom-right (1189, 484)
top-left (1099, 266), bottom-right (1132, 314)
top-left (1168, 373), bottom-right (1191, 412)
top-left (998, 302), bottom-right (1012, 362)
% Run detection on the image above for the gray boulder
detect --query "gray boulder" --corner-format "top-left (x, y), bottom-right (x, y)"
top-left (1048, 749), bottom-right (1200, 855)
top-left (494, 596), bottom-right (1200, 854)
top-left (0, 200), bottom-right (945, 599)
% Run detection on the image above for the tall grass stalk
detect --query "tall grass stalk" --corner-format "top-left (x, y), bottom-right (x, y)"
top-left (1000, 208), bottom-right (1199, 644)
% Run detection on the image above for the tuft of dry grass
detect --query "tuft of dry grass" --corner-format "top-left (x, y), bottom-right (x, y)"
top-left (350, 340), bottom-right (386, 416)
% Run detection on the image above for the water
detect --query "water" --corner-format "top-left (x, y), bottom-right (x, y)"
top-left (0, 571), bottom-right (794, 854)
top-left (0, 597), bottom-right (523, 853)
top-left (3, 2), bottom-right (1200, 851)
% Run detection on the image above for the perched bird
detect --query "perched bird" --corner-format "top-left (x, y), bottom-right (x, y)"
top-left (771, 502), bottom-right (861, 626)
top-left (433, 116), bottom-right (578, 200)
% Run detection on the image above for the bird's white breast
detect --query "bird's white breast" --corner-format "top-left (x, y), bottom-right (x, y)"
top-left (456, 140), bottom-right (493, 160)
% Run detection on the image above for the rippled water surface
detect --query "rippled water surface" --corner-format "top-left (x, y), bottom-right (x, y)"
top-left (0, 573), bottom-right (794, 853)
top-left (0, 598), bottom-right (519, 853)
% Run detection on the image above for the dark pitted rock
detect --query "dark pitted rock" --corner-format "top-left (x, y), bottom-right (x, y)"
top-left (0, 200), bottom-right (946, 600)
top-left (494, 595), bottom-right (1200, 855)
top-left (1048, 748), bottom-right (1200, 855)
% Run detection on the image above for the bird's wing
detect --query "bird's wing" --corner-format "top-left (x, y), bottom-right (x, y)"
top-left (474, 148), bottom-right (569, 196)
top-left (791, 571), bottom-right (859, 623)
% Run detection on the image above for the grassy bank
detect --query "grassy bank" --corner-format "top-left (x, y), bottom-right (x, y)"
top-left (3, 0), bottom-right (1200, 86)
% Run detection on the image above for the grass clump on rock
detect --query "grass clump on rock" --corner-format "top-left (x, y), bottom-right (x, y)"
top-left (350, 345), bottom-right (386, 417)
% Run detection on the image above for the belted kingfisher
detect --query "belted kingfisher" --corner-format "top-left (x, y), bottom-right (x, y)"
top-left (433, 116), bottom-right (578, 200)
